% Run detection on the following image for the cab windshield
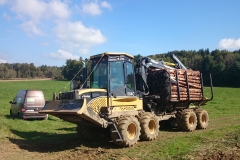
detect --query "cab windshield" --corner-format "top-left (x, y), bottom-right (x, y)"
top-left (109, 61), bottom-right (124, 92)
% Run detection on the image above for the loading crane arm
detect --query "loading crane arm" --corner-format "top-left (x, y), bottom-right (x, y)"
top-left (135, 54), bottom-right (186, 95)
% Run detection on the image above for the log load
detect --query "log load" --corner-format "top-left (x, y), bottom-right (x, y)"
top-left (147, 68), bottom-right (203, 102)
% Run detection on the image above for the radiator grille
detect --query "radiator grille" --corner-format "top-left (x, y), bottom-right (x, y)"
top-left (88, 98), bottom-right (107, 113)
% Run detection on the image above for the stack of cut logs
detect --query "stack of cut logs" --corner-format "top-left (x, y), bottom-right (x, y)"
top-left (147, 68), bottom-right (203, 102)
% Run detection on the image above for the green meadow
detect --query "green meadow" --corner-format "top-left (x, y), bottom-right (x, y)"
top-left (0, 80), bottom-right (240, 159)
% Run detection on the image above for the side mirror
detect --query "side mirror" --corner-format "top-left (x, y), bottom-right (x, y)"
top-left (10, 101), bottom-right (16, 104)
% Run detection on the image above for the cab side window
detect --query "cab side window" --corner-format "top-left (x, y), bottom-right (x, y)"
top-left (91, 62), bottom-right (108, 89)
top-left (125, 62), bottom-right (135, 91)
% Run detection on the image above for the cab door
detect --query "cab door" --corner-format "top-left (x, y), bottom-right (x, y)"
top-left (109, 61), bottom-right (142, 109)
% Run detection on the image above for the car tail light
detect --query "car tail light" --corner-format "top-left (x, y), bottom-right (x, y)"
top-left (21, 108), bottom-right (26, 112)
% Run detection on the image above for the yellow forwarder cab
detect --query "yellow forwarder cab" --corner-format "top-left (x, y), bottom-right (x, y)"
top-left (89, 52), bottom-right (143, 114)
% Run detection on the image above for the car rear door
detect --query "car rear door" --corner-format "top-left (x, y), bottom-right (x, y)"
top-left (24, 90), bottom-right (45, 113)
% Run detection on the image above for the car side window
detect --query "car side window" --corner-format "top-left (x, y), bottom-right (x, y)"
top-left (16, 97), bottom-right (22, 103)
top-left (16, 90), bottom-right (26, 104)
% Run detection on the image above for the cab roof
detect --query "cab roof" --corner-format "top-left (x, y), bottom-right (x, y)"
top-left (90, 52), bottom-right (134, 60)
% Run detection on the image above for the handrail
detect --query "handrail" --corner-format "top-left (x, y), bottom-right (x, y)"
top-left (208, 74), bottom-right (214, 101)
top-left (175, 70), bottom-right (180, 101)
top-left (185, 71), bottom-right (190, 101)
top-left (201, 73), bottom-right (204, 100)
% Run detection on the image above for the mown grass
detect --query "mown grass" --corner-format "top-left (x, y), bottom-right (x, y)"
top-left (204, 87), bottom-right (240, 119)
top-left (0, 80), bottom-right (240, 159)
top-left (0, 80), bottom-right (76, 144)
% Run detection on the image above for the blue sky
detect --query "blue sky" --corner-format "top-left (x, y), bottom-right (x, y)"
top-left (0, 0), bottom-right (240, 66)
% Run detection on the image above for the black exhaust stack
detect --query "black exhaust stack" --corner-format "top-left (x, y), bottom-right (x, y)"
top-left (82, 62), bottom-right (88, 88)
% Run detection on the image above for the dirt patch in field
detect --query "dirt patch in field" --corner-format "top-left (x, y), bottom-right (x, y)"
top-left (190, 130), bottom-right (240, 160)
top-left (1, 117), bottom-right (240, 160)
top-left (197, 149), bottom-right (240, 160)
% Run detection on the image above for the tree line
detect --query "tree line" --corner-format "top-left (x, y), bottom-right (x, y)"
top-left (1, 49), bottom-right (240, 87)
top-left (0, 63), bottom-right (63, 79)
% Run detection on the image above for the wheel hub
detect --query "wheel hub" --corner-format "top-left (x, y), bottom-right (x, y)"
top-left (202, 114), bottom-right (207, 124)
top-left (189, 115), bottom-right (195, 126)
top-left (127, 123), bottom-right (136, 140)
top-left (148, 120), bottom-right (156, 134)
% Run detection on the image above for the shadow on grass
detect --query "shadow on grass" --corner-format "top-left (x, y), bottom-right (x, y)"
top-left (159, 120), bottom-right (179, 132)
top-left (5, 115), bottom-right (18, 119)
top-left (8, 121), bottom-right (181, 153)
top-left (8, 129), bottom-right (118, 153)
top-left (4, 114), bottom-right (58, 121)
top-left (56, 127), bottom-right (77, 132)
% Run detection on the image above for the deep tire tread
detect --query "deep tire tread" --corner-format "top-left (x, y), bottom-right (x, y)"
top-left (195, 108), bottom-right (209, 129)
top-left (139, 112), bottom-right (159, 141)
top-left (111, 116), bottom-right (141, 147)
top-left (177, 109), bottom-right (197, 132)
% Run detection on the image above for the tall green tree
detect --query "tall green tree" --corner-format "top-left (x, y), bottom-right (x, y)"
top-left (62, 59), bottom-right (84, 80)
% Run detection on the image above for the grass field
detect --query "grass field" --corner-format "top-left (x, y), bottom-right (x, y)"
top-left (0, 80), bottom-right (240, 160)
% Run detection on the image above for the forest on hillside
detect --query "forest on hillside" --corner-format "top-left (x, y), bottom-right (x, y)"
top-left (1, 49), bottom-right (240, 87)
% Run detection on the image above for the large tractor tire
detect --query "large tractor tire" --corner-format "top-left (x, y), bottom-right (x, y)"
top-left (77, 124), bottom-right (103, 141)
top-left (195, 108), bottom-right (209, 129)
top-left (139, 112), bottom-right (159, 141)
top-left (111, 116), bottom-right (140, 147)
top-left (177, 109), bottom-right (197, 132)
top-left (176, 110), bottom-right (183, 129)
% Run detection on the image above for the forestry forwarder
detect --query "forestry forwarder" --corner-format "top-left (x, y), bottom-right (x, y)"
top-left (40, 52), bottom-right (213, 147)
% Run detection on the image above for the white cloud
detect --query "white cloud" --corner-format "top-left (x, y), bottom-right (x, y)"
top-left (3, 12), bottom-right (11, 21)
top-left (3, 0), bottom-right (108, 58)
top-left (54, 21), bottom-right (106, 53)
top-left (50, 49), bottom-right (79, 60)
top-left (82, 2), bottom-right (101, 16)
top-left (0, 0), bottom-right (7, 5)
top-left (81, 1), bottom-right (112, 16)
top-left (0, 59), bottom-right (7, 63)
top-left (218, 38), bottom-right (240, 50)
top-left (101, 1), bottom-right (112, 10)
top-left (20, 21), bottom-right (45, 36)
top-left (47, 0), bottom-right (71, 19)
top-left (11, 0), bottom-right (47, 21)
top-left (11, 0), bottom-right (71, 21)
top-left (10, 0), bottom-right (71, 36)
